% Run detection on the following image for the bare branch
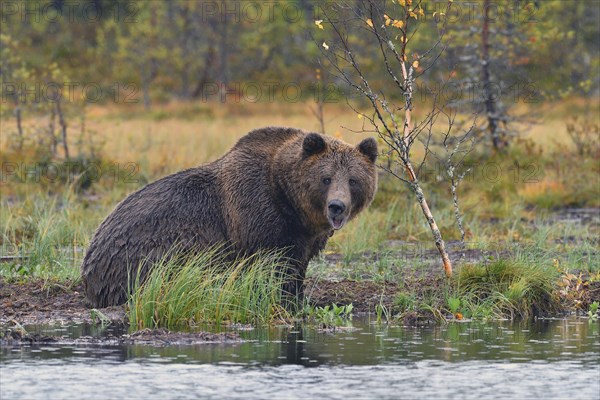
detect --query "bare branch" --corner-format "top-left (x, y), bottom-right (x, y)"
top-left (316, 0), bottom-right (459, 277)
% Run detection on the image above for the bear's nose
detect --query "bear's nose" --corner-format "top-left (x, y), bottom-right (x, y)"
top-left (328, 200), bottom-right (346, 216)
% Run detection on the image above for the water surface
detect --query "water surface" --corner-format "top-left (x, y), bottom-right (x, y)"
top-left (2, 317), bottom-right (599, 399)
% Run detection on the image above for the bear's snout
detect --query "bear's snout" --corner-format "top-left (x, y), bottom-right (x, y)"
top-left (327, 199), bottom-right (348, 230)
top-left (328, 199), bottom-right (346, 216)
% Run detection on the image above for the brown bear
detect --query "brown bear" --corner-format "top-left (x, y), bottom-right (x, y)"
top-left (81, 127), bottom-right (378, 307)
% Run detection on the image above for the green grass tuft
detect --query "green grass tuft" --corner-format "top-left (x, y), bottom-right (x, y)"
top-left (127, 247), bottom-right (291, 329)
top-left (453, 259), bottom-right (559, 319)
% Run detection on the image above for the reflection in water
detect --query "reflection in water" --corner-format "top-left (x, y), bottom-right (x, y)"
top-left (1, 317), bottom-right (599, 399)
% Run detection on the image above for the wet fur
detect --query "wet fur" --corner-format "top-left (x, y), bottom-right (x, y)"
top-left (81, 127), bottom-right (377, 307)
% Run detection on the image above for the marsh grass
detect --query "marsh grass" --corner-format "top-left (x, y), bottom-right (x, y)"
top-left (128, 246), bottom-right (291, 329)
top-left (452, 259), bottom-right (559, 319)
top-left (0, 191), bottom-right (95, 283)
top-left (390, 255), bottom-right (561, 322)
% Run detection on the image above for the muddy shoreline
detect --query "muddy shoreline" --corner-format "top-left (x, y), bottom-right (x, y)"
top-left (0, 277), bottom-right (403, 345)
top-left (0, 277), bottom-right (401, 326)
top-left (1, 272), bottom-right (598, 345)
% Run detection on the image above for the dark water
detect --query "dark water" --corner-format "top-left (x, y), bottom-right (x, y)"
top-left (1, 317), bottom-right (599, 400)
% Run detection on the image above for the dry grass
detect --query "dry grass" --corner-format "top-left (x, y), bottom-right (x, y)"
top-left (519, 178), bottom-right (568, 207)
top-left (2, 98), bottom-right (596, 159)
top-left (66, 102), bottom-right (371, 178)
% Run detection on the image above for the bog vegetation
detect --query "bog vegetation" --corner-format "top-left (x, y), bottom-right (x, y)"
top-left (1, 0), bottom-right (598, 327)
top-left (128, 247), bottom-right (291, 329)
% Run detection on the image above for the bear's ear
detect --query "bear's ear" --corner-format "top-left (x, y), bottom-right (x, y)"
top-left (302, 133), bottom-right (327, 158)
top-left (357, 137), bottom-right (378, 163)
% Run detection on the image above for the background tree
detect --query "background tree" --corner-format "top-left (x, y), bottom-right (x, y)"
top-left (440, 0), bottom-right (540, 151)
top-left (1, 0), bottom-right (597, 150)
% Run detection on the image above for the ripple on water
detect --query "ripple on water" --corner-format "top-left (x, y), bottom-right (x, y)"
top-left (1, 317), bottom-right (598, 399)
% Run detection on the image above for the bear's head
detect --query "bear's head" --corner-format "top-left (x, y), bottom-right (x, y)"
top-left (293, 133), bottom-right (378, 233)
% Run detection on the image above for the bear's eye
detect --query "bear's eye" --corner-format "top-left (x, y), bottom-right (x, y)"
top-left (322, 178), bottom-right (331, 185)
top-left (349, 179), bottom-right (357, 186)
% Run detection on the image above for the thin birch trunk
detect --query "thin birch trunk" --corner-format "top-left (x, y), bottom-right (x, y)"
top-left (400, 63), bottom-right (453, 277)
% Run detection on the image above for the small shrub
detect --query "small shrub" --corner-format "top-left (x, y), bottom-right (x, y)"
top-left (566, 117), bottom-right (600, 158)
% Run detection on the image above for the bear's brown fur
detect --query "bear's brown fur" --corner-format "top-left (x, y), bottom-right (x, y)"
top-left (81, 127), bottom-right (378, 307)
